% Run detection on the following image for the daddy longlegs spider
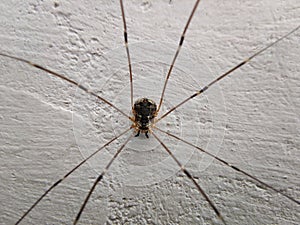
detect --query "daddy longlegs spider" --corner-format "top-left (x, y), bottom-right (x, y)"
top-left (0, 0), bottom-right (299, 224)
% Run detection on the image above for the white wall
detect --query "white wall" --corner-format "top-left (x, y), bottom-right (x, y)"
top-left (0, 0), bottom-right (299, 224)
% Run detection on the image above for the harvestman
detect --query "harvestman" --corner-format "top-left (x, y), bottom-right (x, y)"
top-left (0, 0), bottom-right (299, 224)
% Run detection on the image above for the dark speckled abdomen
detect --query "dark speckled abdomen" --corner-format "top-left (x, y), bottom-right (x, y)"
top-left (132, 98), bottom-right (157, 137)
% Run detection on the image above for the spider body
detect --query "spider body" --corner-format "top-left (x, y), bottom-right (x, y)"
top-left (132, 98), bottom-right (157, 138)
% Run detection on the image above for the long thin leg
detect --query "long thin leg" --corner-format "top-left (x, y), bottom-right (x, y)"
top-left (0, 53), bottom-right (133, 122)
top-left (154, 127), bottom-right (300, 205)
top-left (120, 0), bottom-right (134, 109)
top-left (156, 25), bottom-right (300, 123)
top-left (74, 133), bottom-right (133, 225)
top-left (15, 128), bottom-right (132, 225)
top-left (151, 131), bottom-right (227, 225)
top-left (157, 0), bottom-right (201, 112)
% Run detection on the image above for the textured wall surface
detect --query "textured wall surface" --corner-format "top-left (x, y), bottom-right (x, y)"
top-left (0, 0), bottom-right (299, 224)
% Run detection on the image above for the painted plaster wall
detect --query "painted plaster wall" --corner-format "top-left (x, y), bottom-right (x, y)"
top-left (0, 0), bottom-right (299, 224)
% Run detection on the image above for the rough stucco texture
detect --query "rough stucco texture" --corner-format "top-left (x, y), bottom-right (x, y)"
top-left (0, 0), bottom-right (299, 225)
